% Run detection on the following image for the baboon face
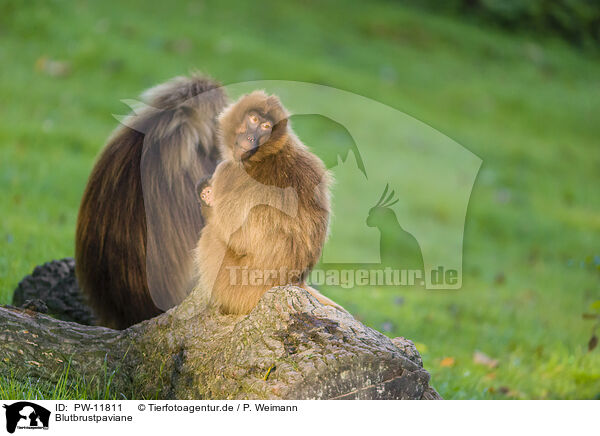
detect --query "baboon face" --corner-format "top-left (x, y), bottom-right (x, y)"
top-left (234, 111), bottom-right (273, 160)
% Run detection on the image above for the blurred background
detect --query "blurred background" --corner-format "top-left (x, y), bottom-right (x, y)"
top-left (0, 0), bottom-right (599, 399)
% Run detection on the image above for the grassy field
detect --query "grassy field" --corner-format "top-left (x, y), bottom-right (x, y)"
top-left (1, 0), bottom-right (599, 399)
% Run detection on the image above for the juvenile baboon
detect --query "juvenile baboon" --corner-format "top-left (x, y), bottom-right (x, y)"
top-left (76, 74), bottom-right (227, 329)
top-left (194, 91), bottom-right (345, 314)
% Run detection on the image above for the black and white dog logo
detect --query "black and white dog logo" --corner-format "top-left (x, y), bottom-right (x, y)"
top-left (3, 402), bottom-right (50, 433)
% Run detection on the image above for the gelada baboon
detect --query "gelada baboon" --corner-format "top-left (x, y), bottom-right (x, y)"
top-left (194, 91), bottom-right (345, 314)
top-left (76, 74), bottom-right (227, 329)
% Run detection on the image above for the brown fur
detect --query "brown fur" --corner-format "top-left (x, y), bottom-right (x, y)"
top-left (76, 74), bottom-right (227, 329)
top-left (194, 91), bottom-right (344, 314)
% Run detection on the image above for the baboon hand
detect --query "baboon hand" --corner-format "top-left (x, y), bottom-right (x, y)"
top-left (200, 186), bottom-right (214, 207)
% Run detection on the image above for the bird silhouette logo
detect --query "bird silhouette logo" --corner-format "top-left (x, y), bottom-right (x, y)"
top-left (366, 184), bottom-right (424, 273)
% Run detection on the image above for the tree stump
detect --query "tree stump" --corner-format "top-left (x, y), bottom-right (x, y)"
top-left (2, 260), bottom-right (441, 400)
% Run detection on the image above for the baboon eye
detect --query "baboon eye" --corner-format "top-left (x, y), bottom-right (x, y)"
top-left (249, 114), bottom-right (259, 124)
top-left (261, 122), bottom-right (272, 130)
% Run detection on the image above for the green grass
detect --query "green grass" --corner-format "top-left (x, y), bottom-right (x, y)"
top-left (1, 0), bottom-right (599, 399)
top-left (0, 358), bottom-right (127, 400)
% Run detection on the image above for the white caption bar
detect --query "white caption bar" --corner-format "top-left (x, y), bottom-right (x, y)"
top-left (1, 400), bottom-right (595, 436)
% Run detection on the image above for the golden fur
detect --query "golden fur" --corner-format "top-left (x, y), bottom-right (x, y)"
top-left (194, 91), bottom-right (344, 314)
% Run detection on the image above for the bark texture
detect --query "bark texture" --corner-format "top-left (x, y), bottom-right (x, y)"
top-left (2, 260), bottom-right (441, 400)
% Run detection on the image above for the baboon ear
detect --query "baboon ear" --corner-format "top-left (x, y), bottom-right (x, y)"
top-left (272, 118), bottom-right (288, 134)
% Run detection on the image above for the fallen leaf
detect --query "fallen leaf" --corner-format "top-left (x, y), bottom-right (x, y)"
top-left (35, 56), bottom-right (71, 77)
top-left (494, 272), bottom-right (505, 285)
top-left (168, 38), bottom-right (193, 54)
top-left (414, 342), bottom-right (428, 353)
top-left (440, 357), bottom-right (455, 367)
top-left (473, 350), bottom-right (499, 368)
top-left (497, 386), bottom-right (520, 398)
top-left (34, 56), bottom-right (48, 72)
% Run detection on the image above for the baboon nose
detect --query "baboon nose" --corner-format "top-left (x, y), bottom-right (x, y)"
top-left (247, 136), bottom-right (255, 142)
